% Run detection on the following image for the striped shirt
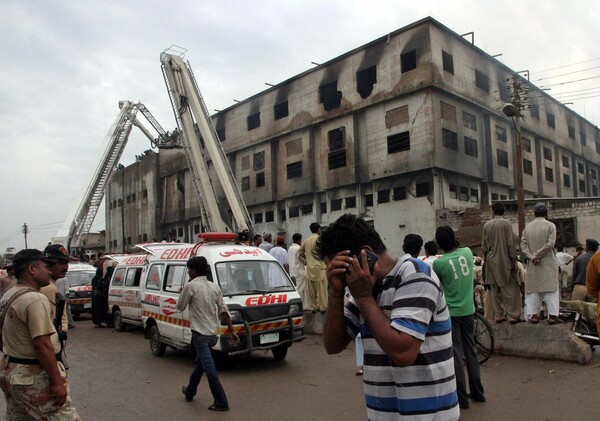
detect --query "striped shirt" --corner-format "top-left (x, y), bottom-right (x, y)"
top-left (345, 256), bottom-right (459, 420)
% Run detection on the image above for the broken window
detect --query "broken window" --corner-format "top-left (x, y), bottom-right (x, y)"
top-left (578, 162), bottom-right (584, 174)
top-left (328, 151), bottom-right (346, 170)
top-left (256, 172), bottom-right (265, 187)
top-left (545, 167), bottom-right (554, 182)
top-left (377, 189), bottom-right (390, 204)
top-left (401, 50), bottom-right (417, 73)
top-left (441, 102), bottom-right (457, 123)
top-left (459, 186), bottom-right (469, 201)
top-left (442, 51), bottom-right (454, 74)
top-left (393, 186), bottom-right (406, 201)
top-left (365, 194), bottom-right (373, 207)
top-left (442, 129), bottom-right (458, 151)
top-left (464, 137), bottom-right (478, 157)
top-left (530, 104), bottom-right (539, 119)
top-left (387, 132), bottom-right (410, 154)
top-left (591, 169), bottom-right (597, 179)
top-left (345, 196), bottom-right (356, 208)
top-left (241, 176), bottom-right (250, 191)
top-left (597, 142), bottom-right (600, 154)
top-left (568, 125), bottom-right (576, 139)
top-left (470, 189), bottom-right (479, 203)
top-left (546, 112), bottom-right (555, 129)
top-left (247, 112), bottom-right (261, 131)
top-left (563, 174), bottom-right (571, 188)
top-left (331, 199), bottom-right (342, 211)
top-left (475, 70), bottom-right (489, 92)
top-left (301, 204), bottom-right (313, 215)
top-left (320, 202), bottom-right (327, 214)
top-left (319, 80), bottom-right (342, 111)
top-left (328, 127), bottom-right (346, 169)
top-left (289, 206), bottom-right (300, 218)
top-left (286, 161), bottom-right (302, 179)
top-left (579, 180), bottom-right (586, 193)
top-left (265, 211), bottom-right (274, 222)
top-left (449, 184), bottom-right (458, 199)
top-left (522, 137), bottom-right (531, 153)
top-left (497, 149), bottom-right (509, 168)
top-left (523, 159), bottom-right (533, 175)
top-left (253, 151), bottom-right (265, 170)
top-left (496, 126), bottom-right (507, 142)
top-left (216, 127), bottom-right (226, 142)
top-left (143, 189), bottom-right (148, 198)
top-left (491, 193), bottom-right (499, 201)
top-left (254, 212), bottom-right (263, 223)
top-left (543, 147), bottom-right (552, 161)
top-left (581, 132), bottom-right (587, 146)
top-left (463, 112), bottom-right (477, 130)
top-left (416, 182), bottom-right (431, 197)
top-left (279, 209), bottom-right (286, 221)
top-left (274, 101), bottom-right (289, 120)
top-left (356, 66), bottom-right (377, 99)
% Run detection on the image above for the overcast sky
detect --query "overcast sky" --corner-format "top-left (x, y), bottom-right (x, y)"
top-left (1, 0), bottom-right (599, 255)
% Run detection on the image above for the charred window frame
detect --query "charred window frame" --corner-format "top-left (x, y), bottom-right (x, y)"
top-left (546, 112), bottom-right (555, 129)
top-left (365, 194), bottom-right (373, 207)
top-left (387, 131), bottom-right (410, 154)
top-left (415, 182), bottom-right (431, 197)
top-left (301, 204), bottom-right (313, 215)
top-left (496, 125), bottom-right (507, 142)
top-left (377, 189), bottom-right (390, 204)
top-left (345, 196), bottom-right (356, 209)
top-left (577, 162), bottom-right (585, 174)
top-left (530, 104), bottom-right (539, 119)
top-left (319, 80), bottom-right (342, 111)
top-left (401, 50), bottom-right (417, 73)
top-left (543, 147), bottom-right (552, 161)
top-left (580, 132), bottom-right (587, 146)
top-left (289, 206), bottom-right (300, 218)
top-left (475, 70), bottom-right (489, 92)
top-left (596, 142), bottom-right (600, 154)
top-left (254, 212), bottom-right (263, 223)
top-left (356, 66), bottom-right (377, 99)
top-left (256, 172), bottom-right (265, 187)
top-left (470, 189), bottom-right (479, 203)
top-left (265, 211), bottom-right (274, 222)
top-left (193, 225), bottom-right (200, 234)
top-left (459, 186), bottom-right (469, 201)
top-left (442, 51), bottom-right (454, 74)
top-left (579, 180), bottom-right (586, 193)
top-left (568, 125), bottom-right (576, 139)
top-left (241, 176), bottom-right (250, 191)
top-left (545, 166), bottom-right (554, 182)
top-left (328, 127), bottom-right (347, 169)
top-left (274, 101), bottom-right (289, 120)
top-left (523, 159), bottom-right (533, 175)
top-left (331, 199), bottom-right (342, 211)
top-left (320, 202), bottom-right (327, 214)
top-left (247, 112), bottom-right (261, 131)
top-left (591, 169), bottom-right (597, 180)
top-left (497, 149), bottom-right (509, 168)
top-left (449, 184), bottom-right (457, 199)
top-left (442, 128), bottom-right (458, 151)
top-left (522, 137), bottom-right (531, 153)
top-left (286, 161), bottom-right (303, 179)
top-left (253, 151), bottom-right (265, 170)
top-left (393, 186), bottom-right (407, 201)
top-left (279, 208), bottom-right (287, 222)
top-left (464, 137), bottom-right (478, 157)
top-left (551, 218), bottom-right (577, 246)
top-left (216, 127), bottom-right (226, 142)
top-left (563, 173), bottom-right (571, 188)
top-left (463, 111), bottom-right (477, 130)
top-left (491, 193), bottom-right (499, 201)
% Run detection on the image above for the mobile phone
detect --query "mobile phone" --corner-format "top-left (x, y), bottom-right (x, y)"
top-left (360, 249), bottom-right (378, 274)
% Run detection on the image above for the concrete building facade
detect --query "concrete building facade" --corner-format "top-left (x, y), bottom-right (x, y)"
top-left (105, 17), bottom-right (600, 255)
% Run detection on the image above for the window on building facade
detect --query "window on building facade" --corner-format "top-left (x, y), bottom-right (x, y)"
top-left (568, 125), bottom-right (576, 139)
top-left (459, 186), bottom-right (469, 201)
top-left (401, 50), bottom-right (417, 73)
top-left (597, 142), bottom-right (600, 154)
top-left (546, 112), bottom-right (555, 129)
top-left (241, 176), bottom-right (250, 191)
top-left (594, 185), bottom-right (599, 196)
top-left (442, 128), bottom-right (458, 151)
top-left (385, 105), bottom-right (409, 128)
top-left (579, 180), bottom-right (586, 193)
top-left (496, 125), bottom-right (507, 142)
top-left (545, 167), bottom-right (554, 182)
top-left (581, 132), bottom-right (587, 146)
top-left (320, 202), bottom-right (327, 214)
top-left (365, 194), bottom-right (373, 207)
top-left (274, 101), bottom-right (289, 120)
top-left (543, 147), bottom-right (552, 161)
top-left (256, 172), bottom-right (265, 187)
top-left (216, 127), bottom-right (226, 142)
top-left (563, 174), bottom-right (571, 188)
top-left (470, 189), bottom-right (479, 202)
top-left (463, 112), bottom-right (477, 130)
top-left (286, 138), bottom-right (302, 157)
top-left (491, 193), bottom-right (499, 201)
top-left (442, 51), bottom-right (454, 74)
top-left (378, 189), bottom-right (390, 203)
top-left (289, 206), bottom-right (300, 218)
top-left (254, 212), bottom-right (263, 223)
top-left (193, 224), bottom-right (200, 234)
top-left (301, 204), bottom-right (313, 215)
top-left (143, 233), bottom-right (148, 242)
top-left (345, 196), bottom-right (356, 208)
top-left (247, 112), bottom-right (261, 131)
top-left (523, 159), bottom-right (533, 175)
top-left (253, 151), bottom-right (265, 170)
top-left (562, 155), bottom-right (570, 168)
top-left (522, 137), bottom-right (531, 152)
top-left (592, 169), bottom-right (597, 180)
top-left (143, 189), bottom-right (148, 198)
top-left (497, 149), bottom-right (509, 167)
top-left (449, 184), bottom-right (457, 199)
top-left (356, 66), bottom-right (377, 98)
top-left (287, 161), bottom-right (302, 179)
top-left (441, 102), bottom-right (457, 123)
top-left (500, 194), bottom-right (507, 200)
top-left (393, 186), bottom-right (407, 201)
top-left (331, 199), bottom-right (342, 211)
top-left (577, 162), bottom-right (584, 174)
top-left (241, 156), bottom-right (250, 171)
top-left (387, 132), bottom-right (410, 154)
top-left (126, 195), bottom-right (131, 204)
top-left (328, 127), bottom-right (347, 169)
top-left (265, 210), bottom-right (274, 222)
top-left (530, 104), bottom-right (539, 119)
top-left (280, 208), bottom-right (286, 221)
top-left (131, 193), bottom-right (136, 202)
top-left (319, 80), bottom-right (342, 111)
top-left (177, 228), bottom-right (183, 237)
top-left (552, 218), bottom-right (577, 246)
top-left (475, 70), bottom-right (489, 92)
top-left (464, 137), bottom-right (478, 157)
top-left (416, 182), bottom-right (431, 197)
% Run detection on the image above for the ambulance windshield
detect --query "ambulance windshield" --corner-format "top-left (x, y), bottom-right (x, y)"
top-left (214, 261), bottom-right (295, 296)
top-left (66, 271), bottom-right (96, 286)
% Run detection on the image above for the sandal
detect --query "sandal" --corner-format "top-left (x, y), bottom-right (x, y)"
top-left (529, 315), bottom-right (539, 324)
top-left (495, 316), bottom-right (507, 323)
top-left (208, 404), bottom-right (229, 412)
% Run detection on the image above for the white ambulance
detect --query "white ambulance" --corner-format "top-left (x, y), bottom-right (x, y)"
top-left (107, 253), bottom-right (149, 331)
top-left (65, 262), bottom-right (97, 318)
top-left (139, 233), bottom-right (305, 360)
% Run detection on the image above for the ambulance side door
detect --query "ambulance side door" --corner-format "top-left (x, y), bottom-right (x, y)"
top-left (160, 264), bottom-right (189, 343)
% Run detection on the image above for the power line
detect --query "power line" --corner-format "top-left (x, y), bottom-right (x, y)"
top-left (530, 57), bottom-right (600, 76)
top-left (532, 65), bottom-right (600, 82)
top-left (540, 74), bottom-right (600, 88)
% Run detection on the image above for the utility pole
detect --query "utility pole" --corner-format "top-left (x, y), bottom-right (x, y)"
top-left (503, 74), bottom-right (528, 240)
top-left (22, 222), bottom-right (29, 249)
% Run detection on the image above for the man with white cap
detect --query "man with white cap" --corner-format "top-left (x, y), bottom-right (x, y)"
top-left (520, 203), bottom-right (561, 324)
top-left (259, 233), bottom-right (274, 253)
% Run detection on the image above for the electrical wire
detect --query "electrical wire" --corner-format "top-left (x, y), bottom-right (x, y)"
top-left (530, 57), bottom-right (600, 76)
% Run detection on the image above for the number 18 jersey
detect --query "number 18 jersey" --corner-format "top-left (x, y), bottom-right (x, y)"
top-left (432, 247), bottom-right (476, 317)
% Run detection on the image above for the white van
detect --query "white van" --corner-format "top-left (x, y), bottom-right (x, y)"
top-left (107, 254), bottom-right (148, 331)
top-left (139, 233), bottom-right (305, 361)
top-left (66, 262), bottom-right (97, 318)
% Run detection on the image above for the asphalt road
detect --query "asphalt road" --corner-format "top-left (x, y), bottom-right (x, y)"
top-left (1, 318), bottom-right (600, 420)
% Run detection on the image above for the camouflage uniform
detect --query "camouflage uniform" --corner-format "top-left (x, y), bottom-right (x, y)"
top-left (0, 358), bottom-right (79, 420)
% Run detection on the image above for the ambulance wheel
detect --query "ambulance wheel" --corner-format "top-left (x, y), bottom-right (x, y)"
top-left (149, 325), bottom-right (166, 357)
top-left (272, 344), bottom-right (288, 361)
top-left (113, 309), bottom-right (125, 332)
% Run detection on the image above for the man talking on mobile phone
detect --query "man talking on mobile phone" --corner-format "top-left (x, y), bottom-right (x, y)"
top-left (317, 214), bottom-right (459, 420)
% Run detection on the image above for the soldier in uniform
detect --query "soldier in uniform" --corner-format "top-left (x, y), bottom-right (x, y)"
top-left (40, 244), bottom-right (72, 333)
top-left (0, 249), bottom-right (79, 420)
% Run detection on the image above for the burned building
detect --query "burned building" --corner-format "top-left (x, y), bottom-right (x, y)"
top-left (106, 17), bottom-right (600, 255)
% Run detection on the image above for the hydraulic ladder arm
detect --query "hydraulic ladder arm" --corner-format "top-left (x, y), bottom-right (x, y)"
top-left (160, 52), bottom-right (253, 234)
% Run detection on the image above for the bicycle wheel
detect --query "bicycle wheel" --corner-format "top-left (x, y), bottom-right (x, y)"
top-left (473, 312), bottom-right (494, 365)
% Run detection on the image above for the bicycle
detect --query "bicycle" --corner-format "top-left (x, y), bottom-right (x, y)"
top-left (473, 311), bottom-right (494, 364)
top-left (559, 300), bottom-right (599, 346)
